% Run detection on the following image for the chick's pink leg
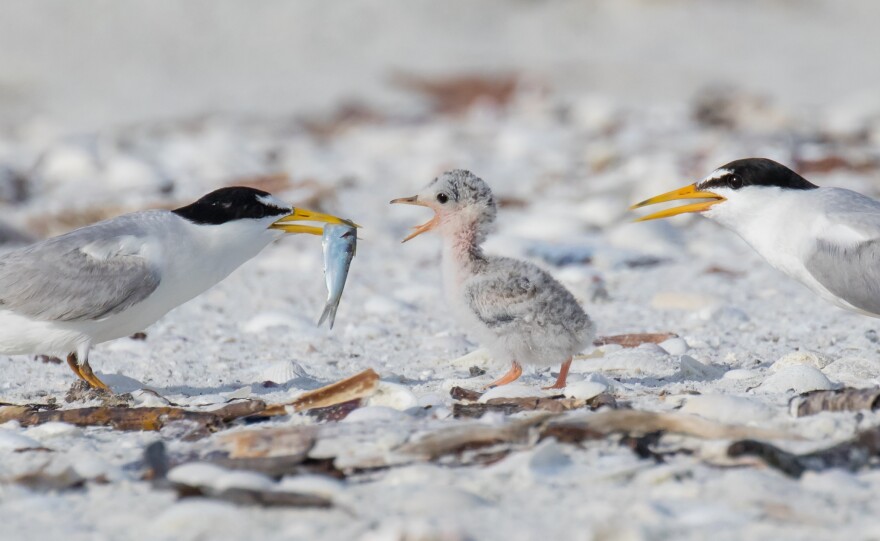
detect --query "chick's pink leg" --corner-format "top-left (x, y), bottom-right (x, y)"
top-left (485, 361), bottom-right (523, 389)
top-left (543, 358), bottom-right (572, 390)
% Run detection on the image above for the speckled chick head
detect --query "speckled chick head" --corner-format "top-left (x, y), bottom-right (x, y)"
top-left (391, 169), bottom-right (498, 244)
top-left (423, 170), bottom-right (497, 238)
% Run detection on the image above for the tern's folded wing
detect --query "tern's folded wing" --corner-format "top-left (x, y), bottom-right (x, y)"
top-left (805, 237), bottom-right (880, 316)
top-left (0, 230), bottom-right (161, 322)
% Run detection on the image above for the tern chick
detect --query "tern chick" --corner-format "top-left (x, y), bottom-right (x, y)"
top-left (0, 187), bottom-right (354, 390)
top-left (632, 157), bottom-right (880, 319)
top-left (392, 170), bottom-right (594, 389)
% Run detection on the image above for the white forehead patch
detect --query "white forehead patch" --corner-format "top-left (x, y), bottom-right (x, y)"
top-left (257, 194), bottom-right (290, 211)
top-left (703, 168), bottom-right (731, 182)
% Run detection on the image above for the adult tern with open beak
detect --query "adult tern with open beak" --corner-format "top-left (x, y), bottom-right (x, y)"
top-left (0, 186), bottom-right (355, 390)
top-left (631, 157), bottom-right (880, 318)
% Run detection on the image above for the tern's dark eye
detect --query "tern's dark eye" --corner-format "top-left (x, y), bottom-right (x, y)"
top-left (728, 175), bottom-right (744, 189)
top-left (437, 193), bottom-right (449, 204)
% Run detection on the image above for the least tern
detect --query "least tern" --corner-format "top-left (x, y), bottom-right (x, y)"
top-left (0, 187), bottom-right (353, 390)
top-left (631, 157), bottom-right (880, 318)
top-left (392, 170), bottom-right (595, 389)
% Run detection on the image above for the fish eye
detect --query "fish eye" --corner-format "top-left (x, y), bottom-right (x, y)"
top-left (729, 175), bottom-right (744, 189)
top-left (437, 193), bottom-right (449, 204)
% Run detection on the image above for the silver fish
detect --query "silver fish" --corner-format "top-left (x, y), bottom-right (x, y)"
top-left (318, 223), bottom-right (357, 329)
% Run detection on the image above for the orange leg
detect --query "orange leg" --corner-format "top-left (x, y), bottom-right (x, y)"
top-left (66, 353), bottom-right (109, 390)
top-left (485, 361), bottom-right (523, 389)
top-left (543, 358), bottom-right (572, 390)
top-left (66, 353), bottom-right (86, 381)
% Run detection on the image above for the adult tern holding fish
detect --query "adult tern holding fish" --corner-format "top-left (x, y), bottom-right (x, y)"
top-left (318, 223), bottom-right (357, 328)
top-left (392, 170), bottom-right (594, 389)
top-left (0, 186), bottom-right (355, 390)
top-left (631, 157), bottom-right (880, 319)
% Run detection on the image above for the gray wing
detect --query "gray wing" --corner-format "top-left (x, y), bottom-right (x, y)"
top-left (804, 190), bottom-right (880, 315)
top-left (805, 237), bottom-right (880, 315)
top-left (0, 220), bottom-right (161, 322)
top-left (463, 271), bottom-right (538, 329)
top-left (463, 258), bottom-right (589, 332)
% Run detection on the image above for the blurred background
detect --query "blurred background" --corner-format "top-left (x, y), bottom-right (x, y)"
top-left (0, 0), bottom-right (879, 244)
top-left (2, 0), bottom-right (880, 128)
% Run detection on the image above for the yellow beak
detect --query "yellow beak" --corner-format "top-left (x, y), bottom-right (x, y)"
top-left (390, 196), bottom-right (439, 243)
top-left (270, 208), bottom-right (359, 235)
top-left (629, 184), bottom-right (726, 222)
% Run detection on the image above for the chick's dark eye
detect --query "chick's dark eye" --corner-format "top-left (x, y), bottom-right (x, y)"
top-left (729, 175), bottom-right (744, 189)
top-left (437, 193), bottom-right (449, 204)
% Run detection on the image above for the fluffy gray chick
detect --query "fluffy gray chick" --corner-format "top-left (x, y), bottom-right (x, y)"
top-left (392, 169), bottom-right (594, 389)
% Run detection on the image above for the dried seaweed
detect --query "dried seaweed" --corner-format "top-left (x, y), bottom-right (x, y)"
top-left (792, 387), bottom-right (880, 417)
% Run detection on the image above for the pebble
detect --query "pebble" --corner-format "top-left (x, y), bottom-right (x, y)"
top-left (563, 380), bottom-right (608, 400)
top-left (758, 365), bottom-right (836, 394)
top-left (366, 382), bottom-right (419, 410)
top-left (677, 355), bottom-right (726, 381)
top-left (771, 350), bottom-right (834, 372)
top-left (659, 337), bottom-right (689, 355)
top-left (343, 406), bottom-right (410, 424)
top-left (680, 394), bottom-right (775, 424)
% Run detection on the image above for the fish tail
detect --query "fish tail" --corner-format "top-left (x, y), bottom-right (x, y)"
top-left (317, 302), bottom-right (339, 329)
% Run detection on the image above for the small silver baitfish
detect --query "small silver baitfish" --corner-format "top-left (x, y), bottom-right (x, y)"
top-left (318, 223), bottom-right (357, 329)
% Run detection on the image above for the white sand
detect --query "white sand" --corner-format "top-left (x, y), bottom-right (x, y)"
top-left (2, 2), bottom-right (880, 540)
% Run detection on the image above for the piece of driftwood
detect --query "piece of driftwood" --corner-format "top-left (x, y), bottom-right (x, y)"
top-left (398, 413), bottom-right (555, 461)
top-left (728, 427), bottom-right (880, 478)
top-left (262, 369), bottom-right (379, 416)
top-left (452, 394), bottom-right (617, 419)
top-left (791, 387), bottom-right (880, 417)
top-left (0, 400), bottom-right (266, 432)
top-left (541, 410), bottom-right (793, 443)
top-left (593, 333), bottom-right (677, 348)
top-left (219, 425), bottom-right (317, 459)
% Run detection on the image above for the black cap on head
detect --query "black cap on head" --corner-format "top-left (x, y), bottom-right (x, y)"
top-left (698, 158), bottom-right (818, 192)
top-left (173, 187), bottom-right (290, 225)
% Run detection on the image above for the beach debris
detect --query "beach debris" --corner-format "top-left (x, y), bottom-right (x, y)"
top-left (0, 400), bottom-right (267, 433)
top-left (259, 360), bottom-right (311, 386)
top-left (220, 426), bottom-right (317, 459)
top-left (262, 368), bottom-right (379, 416)
top-left (728, 426), bottom-right (880, 478)
top-left (449, 386), bottom-right (483, 402)
top-left (593, 333), bottom-right (678, 348)
top-left (166, 461), bottom-right (332, 508)
top-left (791, 387), bottom-right (880, 417)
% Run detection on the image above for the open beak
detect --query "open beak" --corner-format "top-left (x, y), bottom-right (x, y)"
top-left (390, 195), bottom-right (439, 243)
top-left (629, 184), bottom-right (726, 222)
top-left (270, 208), bottom-right (359, 235)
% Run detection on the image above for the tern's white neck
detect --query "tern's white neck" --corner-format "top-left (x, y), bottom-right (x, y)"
top-left (703, 186), bottom-right (829, 280)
